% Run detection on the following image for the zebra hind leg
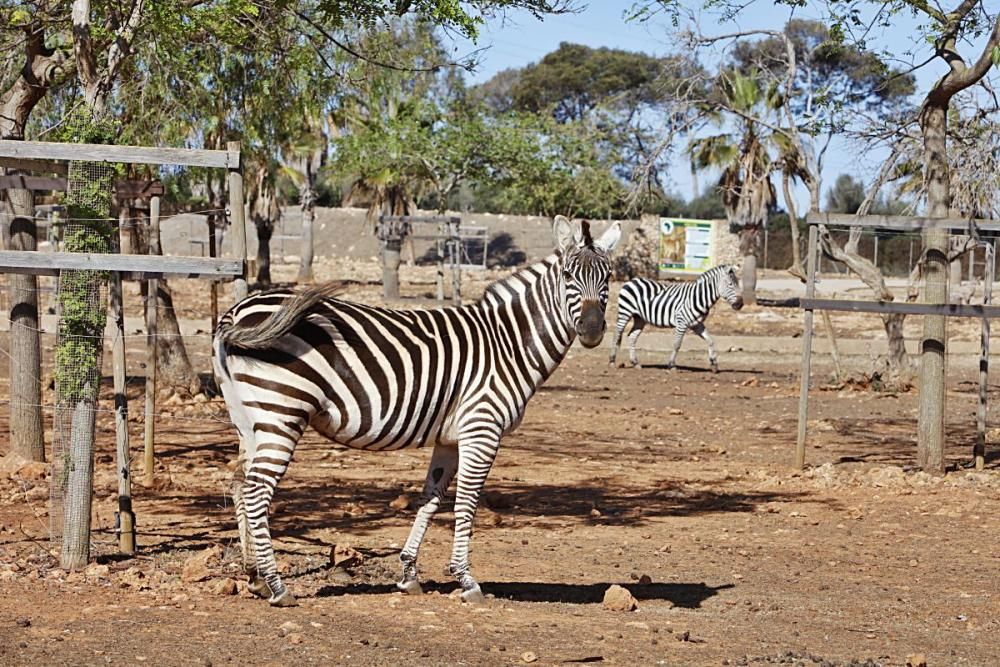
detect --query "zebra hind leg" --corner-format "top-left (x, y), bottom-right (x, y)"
top-left (232, 460), bottom-right (271, 599)
top-left (447, 428), bottom-right (501, 604)
top-left (397, 445), bottom-right (459, 594)
top-left (242, 428), bottom-right (303, 607)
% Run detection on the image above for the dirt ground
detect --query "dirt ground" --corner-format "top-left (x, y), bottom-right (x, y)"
top-left (1, 260), bottom-right (999, 667)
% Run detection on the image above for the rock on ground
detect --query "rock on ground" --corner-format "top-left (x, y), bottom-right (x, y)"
top-left (602, 585), bottom-right (638, 612)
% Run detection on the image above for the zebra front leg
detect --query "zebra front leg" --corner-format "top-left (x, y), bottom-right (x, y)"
top-left (626, 318), bottom-right (645, 368)
top-left (609, 314), bottom-right (629, 366)
top-left (397, 445), bottom-right (459, 594)
top-left (667, 324), bottom-right (688, 369)
top-left (690, 322), bottom-right (718, 372)
top-left (608, 326), bottom-right (622, 366)
top-left (449, 428), bottom-right (501, 604)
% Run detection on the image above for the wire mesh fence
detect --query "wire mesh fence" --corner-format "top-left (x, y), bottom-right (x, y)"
top-left (50, 161), bottom-right (115, 555)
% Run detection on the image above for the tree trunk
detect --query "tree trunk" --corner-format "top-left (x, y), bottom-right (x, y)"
top-left (255, 216), bottom-right (273, 286)
top-left (781, 171), bottom-right (804, 278)
top-left (0, 27), bottom-right (66, 463)
top-left (917, 101), bottom-right (949, 474)
top-left (4, 187), bottom-right (44, 462)
top-left (739, 226), bottom-right (760, 304)
top-left (133, 212), bottom-right (200, 394)
top-left (298, 188), bottom-right (315, 283)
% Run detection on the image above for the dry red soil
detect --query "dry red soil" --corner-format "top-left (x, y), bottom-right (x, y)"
top-left (1, 268), bottom-right (999, 667)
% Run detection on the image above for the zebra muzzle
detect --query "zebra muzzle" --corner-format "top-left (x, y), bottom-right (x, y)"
top-left (577, 303), bottom-right (606, 348)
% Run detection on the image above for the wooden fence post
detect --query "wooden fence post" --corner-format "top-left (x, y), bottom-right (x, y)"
top-left (975, 242), bottom-right (993, 470)
top-left (111, 210), bottom-right (135, 554)
top-left (145, 195), bottom-right (159, 481)
top-left (227, 141), bottom-right (248, 302)
top-left (795, 225), bottom-right (818, 469)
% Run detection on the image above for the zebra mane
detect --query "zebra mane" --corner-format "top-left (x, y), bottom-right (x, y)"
top-left (580, 220), bottom-right (593, 247)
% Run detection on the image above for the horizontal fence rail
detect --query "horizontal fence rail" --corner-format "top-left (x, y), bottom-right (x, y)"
top-left (0, 250), bottom-right (242, 279)
top-left (0, 140), bottom-right (238, 169)
top-left (799, 298), bottom-right (1000, 318)
top-left (807, 211), bottom-right (1000, 232)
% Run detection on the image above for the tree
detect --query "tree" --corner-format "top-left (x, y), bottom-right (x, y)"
top-left (638, 0), bottom-right (999, 471)
top-left (504, 42), bottom-right (664, 122)
top-left (481, 42), bottom-right (704, 201)
top-left (689, 69), bottom-right (780, 304)
top-left (826, 174), bottom-right (866, 214)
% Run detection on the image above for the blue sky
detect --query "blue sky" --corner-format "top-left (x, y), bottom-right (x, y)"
top-left (442, 1), bottom-right (981, 211)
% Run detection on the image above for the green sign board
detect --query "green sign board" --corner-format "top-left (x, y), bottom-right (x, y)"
top-left (658, 218), bottom-right (715, 274)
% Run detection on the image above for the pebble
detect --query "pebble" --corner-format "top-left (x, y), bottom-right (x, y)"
top-left (279, 621), bottom-right (302, 637)
top-left (602, 585), bottom-right (638, 612)
top-left (521, 651), bottom-right (538, 663)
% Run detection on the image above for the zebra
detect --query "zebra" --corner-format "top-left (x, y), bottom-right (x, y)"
top-left (212, 216), bottom-right (620, 606)
top-left (608, 264), bottom-right (743, 372)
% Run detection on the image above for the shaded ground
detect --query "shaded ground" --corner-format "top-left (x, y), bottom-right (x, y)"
top-left (1, 263), bottom-right (999, 666)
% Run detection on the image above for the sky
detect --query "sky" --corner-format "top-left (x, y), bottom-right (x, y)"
top-left (440, 1), bottom-right (985, 212)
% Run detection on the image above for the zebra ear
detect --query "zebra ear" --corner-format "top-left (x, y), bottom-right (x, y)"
top-left (553, 215), bottom-right (577, 251)
top-left (595, 222), bottom-right (622, 253)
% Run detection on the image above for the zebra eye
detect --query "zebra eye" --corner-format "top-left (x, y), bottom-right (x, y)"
top-left (563, 270), bottom-right (575, 282)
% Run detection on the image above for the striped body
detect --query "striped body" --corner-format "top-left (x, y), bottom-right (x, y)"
top-left (217, 263), bottom-right (573, 453)
top-left (609, 265), bottom-right (743, 371)
top-left (214, 217), bottom-right (620, 605)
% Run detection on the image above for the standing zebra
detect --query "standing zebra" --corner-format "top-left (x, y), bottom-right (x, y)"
top-left (609, 264), bottom-right (743, 371)
top-left (213, 216), bottom-right (620, 606)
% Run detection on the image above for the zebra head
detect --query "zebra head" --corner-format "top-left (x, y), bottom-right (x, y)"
top-left (716, 265), bottom-right (744, 310)
top-left (553, 215), bottom-right (622, 348)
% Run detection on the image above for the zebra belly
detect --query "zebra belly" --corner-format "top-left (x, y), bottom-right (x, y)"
top-left (309, 400), bottom-right (461, 451)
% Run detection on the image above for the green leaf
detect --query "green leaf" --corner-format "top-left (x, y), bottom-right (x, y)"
top-left (992, 45), bottom-right (1000, 68)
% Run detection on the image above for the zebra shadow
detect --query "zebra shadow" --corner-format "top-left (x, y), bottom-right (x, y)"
top-left (313, 580), bottom-right (731, 608)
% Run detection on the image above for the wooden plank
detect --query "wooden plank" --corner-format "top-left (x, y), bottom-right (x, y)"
top-left (0, 175), bottom-right (66, 191)
top-left (0, 139), bottom-right (236, 169)
top-left (795, 225), bottom-right (818, 470)
top-left (807, 211), bottom-right (1000, 231)
top-left (3, 177), bottom-right (169, 196)
top-left (380, 215), bottom-right (461, 224)
top-left (0, 157), bottom-right (69, 175)
top-left (0, 250), bottom-right (242, 278)
top-left (799, 298), bottom-right (1000, 318)
top-left (115, 181), bottom-right (165, 198)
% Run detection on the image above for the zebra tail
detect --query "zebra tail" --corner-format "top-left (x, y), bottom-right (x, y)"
top-left (217, 282), bottom-right (346, 350)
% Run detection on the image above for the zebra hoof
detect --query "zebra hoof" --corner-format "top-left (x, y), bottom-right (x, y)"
top-left (247, 577), bottom-right (272, 599)
top-left (269, 589), bottom-right (298, 607)
top-left (460, 586), bottom-right (487, 604)
top-left (396, 579), bottom-right (423, 595)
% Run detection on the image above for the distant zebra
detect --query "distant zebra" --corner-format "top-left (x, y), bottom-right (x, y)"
top-left (213, 217), bottom-right (621, 606)
top-left (609, 265), bottom-right (743, 371)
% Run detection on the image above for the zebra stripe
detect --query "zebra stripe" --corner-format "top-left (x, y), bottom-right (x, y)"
top-left (608, 264), bottom-right (743, 371)
top-left (213, 217), bottom-right (621, 606)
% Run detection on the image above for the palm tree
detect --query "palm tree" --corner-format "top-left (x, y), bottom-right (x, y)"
top-left (689, 69), bottom-right (779, 304)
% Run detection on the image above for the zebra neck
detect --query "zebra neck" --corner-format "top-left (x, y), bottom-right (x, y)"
top-left (478, 256), bottom-right (575, 381)
top-left (697, 272), bottom-right (720, 304)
